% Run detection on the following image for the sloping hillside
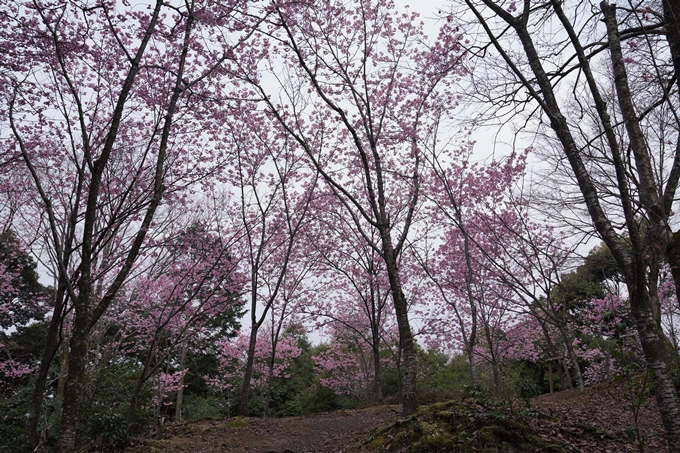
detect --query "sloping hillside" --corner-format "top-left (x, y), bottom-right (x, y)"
top-left (119, 380), bottom-right (666, 453)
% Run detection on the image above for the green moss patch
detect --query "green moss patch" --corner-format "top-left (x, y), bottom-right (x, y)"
top-left (225, 416), bottom-right (250, 428)
top-left (354, 398), bottom-right (566, 453)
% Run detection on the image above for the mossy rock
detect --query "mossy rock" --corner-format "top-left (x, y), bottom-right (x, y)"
top-left (427, 401), bottom-right (465, 413)
top-left (411, 421), bottom-right (434, 439)
top-left (365, 434), bottom-right (388, 450)
top-left (138, 439), bottom-right (180, 452)
top-left (354, 398), bottom-right (569, 453)
top-left (484, 418), bottom-right (528, 432)
top-left (409, 433), bottom-right (455, 453)
top-left (226, 416), bottom-right (250, 428)
top-left (433, 410), bottom-right (456, 422)
top-left (478, 424), bottom-right (525, 447)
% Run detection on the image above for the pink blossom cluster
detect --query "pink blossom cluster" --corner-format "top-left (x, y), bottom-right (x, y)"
top-left (0, 356), bottom-right (34, 382)
top-left (150, 369), bottom-right (188, 409)
top-left (313, 344), bottom-right (370, 397)
top-left (207, 328), bottom-right (302, 393)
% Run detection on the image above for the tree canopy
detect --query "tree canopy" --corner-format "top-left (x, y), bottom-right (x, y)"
top-left (1, 0), bottom-right (679, 452)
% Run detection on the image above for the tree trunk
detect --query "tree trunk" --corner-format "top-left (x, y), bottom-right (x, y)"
top-left (492, 361), bottom-right (502, 398)
top-left (175, 339), bottom-right (188, 421)
top-left (379, 229), bottom-right (417, 415)
top-left (55, 308), bottom-right (89, 453)
top-left (57, 331), bottom-right (70, 402)
top-left (461, 217), bottom-right (479, 391)
top-left (371, 329), bottom-right (383, 402)
top-left (483, 324), bottom-right (502, 398)
top-left (239, 324), bottom-right (259, 416)
top-left (125, 339), bottom-right (157, 426)
top-left (262, 362), bottom-right (274, 419)
top-left (557, 359), bottom-right (566, 390)
top-left (26, 287), bottom-right (66, 446)
top-left (263, 335), bottom-right (280, 420)
top-left (667, 233), bottom-right (680, 307)
top-left (464, 344), bottom-right (479, 390)
top-left (558, 326), bottom-right (585, 392)
top-left (563, 360), bottom-right (574, 391)
top-left (394, 339), bottom-right (403, 403)
top-left (630, 282), bottom-right (680, 452)
top-left (664, 0), bottom-right (680, 80)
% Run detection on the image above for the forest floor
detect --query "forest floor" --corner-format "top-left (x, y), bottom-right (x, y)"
top-left (119, 380), bottom-right (666, 453)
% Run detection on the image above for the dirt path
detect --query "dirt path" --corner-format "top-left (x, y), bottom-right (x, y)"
top-left (123, 406), bottom-right (400, 453)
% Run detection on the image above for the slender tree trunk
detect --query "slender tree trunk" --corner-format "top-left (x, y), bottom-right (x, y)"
top-left (466, 346), bottom-right (479, 391)
top-left (358, 346), bottom-right (372, 402)
top-left (56, 331), bottom-right (70, 402)
top-left (372, 339), bottom-right (383, 402)
top-left (370, 277), bottom-right (385, 403)
top-left (370, 313), bottom-right (383, 402)
top-left (557, 359), bottom-right (566, 390)
top-left (663, 0), bottom-right (680, 90)
top-left (26, 288), bottom-right (66, 445)
top-left (492, 362), bottom-right (502, 398)
top-left (483, 324), bottom-right (502, 398)
top-left (379, 229), bottom-right (417, 415)
top-left (563, 359), bottom-right (574, 391)
top-left (538, 321), bottom-right (560, 393)
top-left (395, 342), bottom-right (403, 402)
top-left (263, 335), bottom-right (280, 420)
top-left (125, 339), bottom-right (157, 425)
top-left (461, 218), bottom-right (479, 391)
top-left (667, 233), bottom-right (680, 307)
top-left (56, 306), bottom-right (90, 453)
top-left (155, 373), bottom-right (163, 422)
top-left (558, 326), bottom-right (584, 392)
top-left (262, 362), bottom-right (274, 419)
top-left (175, 339), bottom-right (188, 421)
top-left (239, 324), bottom-right (259, 416)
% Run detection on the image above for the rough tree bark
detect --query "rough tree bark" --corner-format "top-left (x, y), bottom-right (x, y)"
top-left (460, 0), bottom-right (680, 449)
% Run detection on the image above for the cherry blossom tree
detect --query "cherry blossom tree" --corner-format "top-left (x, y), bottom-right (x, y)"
top-left (221, 111), bottom-right (318, 416)
top-left (450, 0), bottom-right (680, 447)
top-left (313, 319), bottom-right (398, 402)
top-left (107, 222), bottom-right (243, 425)
top-left (261, 256), bottom-right (318, 418)
top-left (0, 0), bottom-right (253, 448)
top-left (303, 192), bottom-right (395, 402)
top-left (414, 227), bottom-right (482, 390)
top-left (207, 325), bottom-right (302, 414)
top-left (480, 200), bottom-right (589, 392)
top-left (413, 142), bottom-right (528, 391)
top-left (232, 0), bottom-right (465, 414)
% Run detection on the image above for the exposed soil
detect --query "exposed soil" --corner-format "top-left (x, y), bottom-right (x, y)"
top-left (531, 380), bottom-right (666, 452)
top-left (121, 406), bottom-right (400, 453)
top-left (119, 380), bottom-right (667, 453)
